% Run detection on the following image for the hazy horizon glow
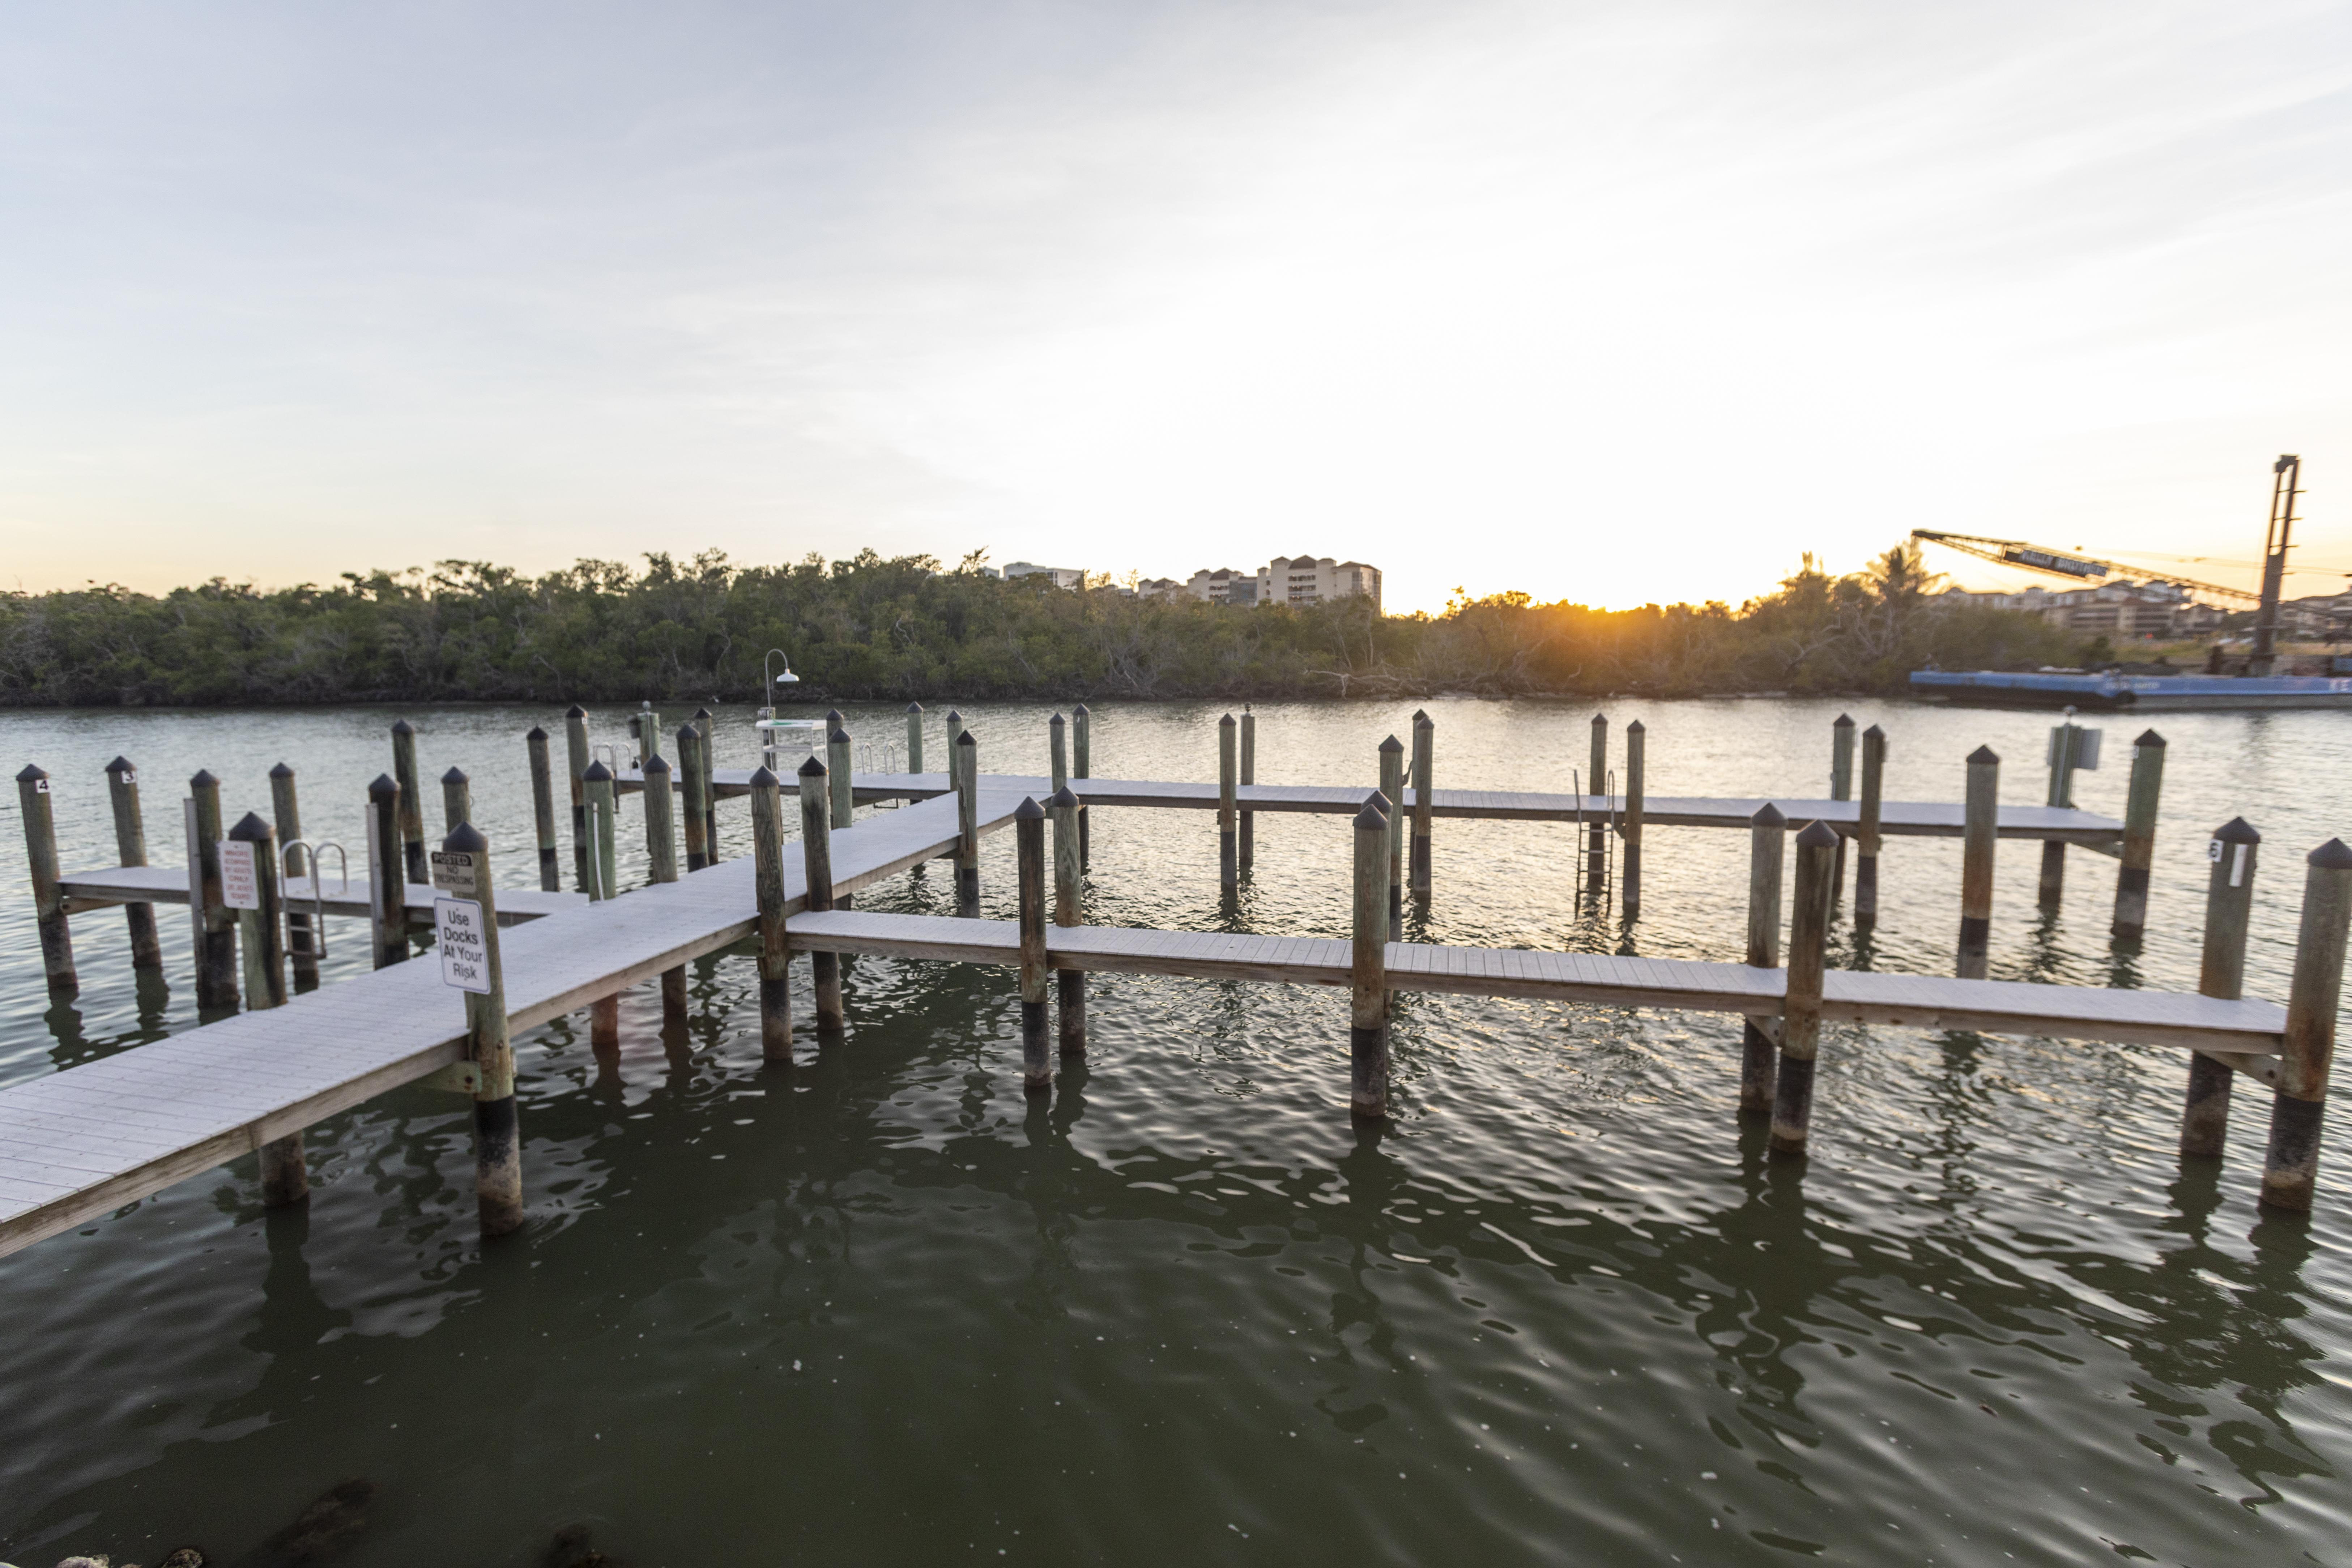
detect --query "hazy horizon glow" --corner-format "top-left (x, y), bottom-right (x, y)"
top-left (3, 1), bottom-right (2349, 614)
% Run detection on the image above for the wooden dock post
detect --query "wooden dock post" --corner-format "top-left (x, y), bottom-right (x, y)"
top-left (798, 756), bottom-right (844, 1030)
top-left (934, 711), bottom-right (964, 864)
top-left (1741, 804), bottom-right (1787, 1117)
top-left (1409, 710), bottom-right (1432, 897)
top-left (1219, 714), bottom-right (1239, 891)
top-left (189, 769), bottom-right (238, 1007)
top-left (391, 719), bottom-right (426, 884)
top-left (437, 823), bottom-right (523, 1236)
top-left (1770, 820), bottom-right (1838, 1156)
top-left (1073, 703), bottom-right (1092, 868)
top-left (635, 704), bottom-right (661, 766)
top-left (1051, 785), bottom-right (1085, 1057)
top-left (827, 718), bottom-right (855, 833)
top-left (906, 702), bottom-right (925, 775)
top-left (1240, 706), bottom-right (1257, 876)
top-left (2040, 715), bottom-right (2084, 910)
top-left (526, 728), bottom-right (562, 893)
top-left (642, 753), bottom-right (687, 1018)
top-left (1855, 725), bottom-right (1886, 925)
top-left (1830, 714), bottom-right (1854, 903)
top-left (17, 765), bottom-right (77, 994)
top-left (582, 760), bottom-right (621, 1048)
top-left (1350, 794), bottom-right (1391, 1120)
top-left (1586, 713), bottom-right (1608, 894)
top-left (1379, 735), bottom-right (1405, 930)
top-left (1957, 746), bottom-right (1999, 979)
top-left (2183, 818), bottom-right (2260, 1157)
top-left (365, 775), bottom-right (408, 970)
top-left (678, 723), bottom-right (712, 872)
top-left (1050, 712), bottom-right (1069, 795)
top-left (693, 706), bottom-right (718, 856)
top-left (2262, 838), bottom-right (2352, 1211)
top-left (564, 704), bottom-right (591, 891)
top-left (1622, 719), bottom-right (1646, 920)
top-left (440, 766), bottom-right (471, 837)
top-left (955, 730), bottom-right (980, 910)
top-left (2111, 729), bottom-right (2166, 941)
top-left (106, 757), bottom-right (164, 973)
top-left (1017, 797), bottom-right (1051, 1092)
top-left (229, 811), bottom-right (304, 1204)
top-left (268, 763), bottom-right (318, 986)
top-left (748, 766), bottom-right (792, 1062)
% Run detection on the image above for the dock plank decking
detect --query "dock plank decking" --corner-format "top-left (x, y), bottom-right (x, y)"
top-left (60, 864), bottom-right (587, 924)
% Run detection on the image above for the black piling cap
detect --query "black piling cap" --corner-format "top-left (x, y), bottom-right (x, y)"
top-left (748, 764), bottom-right (781, 788)
top-left (1413, 708), bottom-right (1429, 723)
top-left (1015, 796), bottom-right (1045, 822)
top-left (442, 766), bottom-right (468, 785)
top-left (526, 725), bottom-right (547, 741)
top-left (1220, 713), bottom-right (1236, 728)
top-left (2311, 838), bottom-right (2352, 870)
top-left (1795, 820), bottom-right (1841, 850)
top-left (443, 822), bottom-right (488, 854)
top-left (269, 761), bottom-right (295, 779)
top-left (1591, 712), bottom-right (1606, 726)
top-left (798, 755), bottom-right (827, 778)
top-left (17, 762), bottom-right (46, 782)
top-left (1379, 734), bottom-right (1403, 754)
top-left (1051, 712), bottom-right (1065, 728)
top-left (956, 730), bottom-right (976, 747)
top-left (1967, 745), bottom-right (2000, 765)
top-left (2214, 817), bottom-right (2259, 844)
top-left (1627, 718), bottom-right (1644, 733)
top-left (644, 753), bottom-right (670, 775)
top-left (1752, 802), bottom-right (1786, 828)
top-left (826, 708), bottom-right (845, 724)
top-left (1049, 785), bottom-right (1079, 808)
top-left (1072, 703), bottom-right (1089, 715)
top-left (368, 772), bottom-right (398, 798)
top-left (1365, 789), bottom-right (1392, 816)
top-left (1355, 796), bottom-right (1389, 830)
top-left (1862, 723), bottom-right (1884, 739)
top-left (829, 728), bottom-right (852, 746)
top-left (582, 760), bottom-right (613, 783)
top-left (695, 706), bottom-right (713, 720)
top-left (191, 768), bottom-right (219, 788)
top-left (2134, 728), bottom-right (2166, 748)
top-left (945, 709), bottom-right (963, 723)
top-left (676, 723), bottom-right (699, 745)
top-left (228, 810), bottom-right (273, 842)
top-left (906, 701), bottom-right (923, 713)
top-left (107, 755), bottom-right (135, 776)
top-left (566, 703), bottom-right (587, 718)
top-left (391, 719), bottom-right (415, 736)
top-left (1833, 713), bottom-right (1854, 727)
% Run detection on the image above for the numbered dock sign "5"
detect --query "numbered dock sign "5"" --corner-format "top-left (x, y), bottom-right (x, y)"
top-left (435, 896), bottom-right (493, 994)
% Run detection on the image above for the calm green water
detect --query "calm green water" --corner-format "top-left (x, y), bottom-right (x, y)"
top-left (1, 697), bottom-right (2347, 1566)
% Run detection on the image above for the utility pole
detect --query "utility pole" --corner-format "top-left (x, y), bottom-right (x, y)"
top-left (2249, 454), bottom-right (2301, 677)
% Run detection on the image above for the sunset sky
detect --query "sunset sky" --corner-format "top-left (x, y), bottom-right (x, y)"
top-left (3, 1), bottom-right (2349, 615)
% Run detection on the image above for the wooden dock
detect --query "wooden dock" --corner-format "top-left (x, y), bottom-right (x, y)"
top-left (57, 864), bottom-right (586, 925)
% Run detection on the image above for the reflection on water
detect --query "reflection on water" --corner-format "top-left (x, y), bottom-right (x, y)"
top-left (0, 696), bottom-right (2347, 1564)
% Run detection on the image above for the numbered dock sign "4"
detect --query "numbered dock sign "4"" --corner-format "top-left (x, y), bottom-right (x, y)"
top-left (431, 849), bottom-right (492, 994)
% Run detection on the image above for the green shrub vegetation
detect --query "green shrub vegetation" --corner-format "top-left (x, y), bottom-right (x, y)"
top-left (0, 544), bottom-right (2074, 707)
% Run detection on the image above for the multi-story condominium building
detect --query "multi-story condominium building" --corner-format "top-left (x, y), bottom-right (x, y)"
top-left (1935, 580), bottom-right (2220, 637)
top-left (1002, 562), bottom-right (1086, 590)
top-left (1184, 557), bottom-right (1382, 612)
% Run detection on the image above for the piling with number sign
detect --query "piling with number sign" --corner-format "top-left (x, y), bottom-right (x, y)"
top-left (642, 754), bottom-right (686, 1018)
top-left (2262, 839), bottom-right (2352, 1211)
top-left (1855, 725), bottom-right (1886, 924)
top-left (2182, 817), bottom-right (2258, 1158)
top-left (1051, 785), bottom-right (1085, 1056)
top-left (391, 719), bottom-right (426, 883)
top-left (749, 766), bottom-right (792, 1062)
top-left (955, 731), bottom-right (980, 910)
top-left (1379, 736), bottom-right (1405, 930)
top-left (1240, 707), bottom-right (1257, 875)
top-left (1218, 715), bottom-right (1239, 891)
top-left (1741, 804), bottom-right (1787, 1117)
top-left (2112, 730), bottom-right (2166, 941)
top-left (799, 757), bottom-right (843, 1030)
top-left (17, 766), bottom-right (77, 994)
top-left (1017, 797), bottom-right (1051, 1092)
top-left (107, 757), bottom-right (164, 972)
top-left (2040, 719), bottom-right (2083, 910)
top-left (190, 770), bottom-right (237, 1008)
top-left (1622, 719), bottom-right (1646, 919)
top-left (1350, 795), bottom-right (1391, 1120)
top-left (365, 774), bottom-right (408, 970)
top-left (678, 723), bottom-right (712, 872)
top-left (435, 824), bottom-right (523, 1236)
top-left (1830, 714), bottom-right (1854, 901)
top-left (564, 704), bottom-right (591, 891)
top-left (1957, 746), bottom-right (1999, 979)
top-left (229, 811), bottom-right (304, 1204)
top-left (1409, 710), bottom-right (1432, 898)
top-left (1769, 821), bottom-right (1838, 1156)
top-left (527, 727), bottom-right (562, 893)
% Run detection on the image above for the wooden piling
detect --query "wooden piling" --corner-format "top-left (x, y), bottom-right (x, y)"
top-left (1350, 794), bottom-right (1391, 1120)
top-left (391, 719), bottom-right (426, 884)
top-left (440, 766), bottom-right (471, 838)
top-left (749, 766), bottom-right (793, 1062)
top-left (1586, 713), bottom-right (1607, 893)
top-left (693, 706), bottom-right (719, 855)
top-left (2261, 838), bottom-right (2352, 1211)
top-left (1769, 820), bottom-right (1838, 1156)
top-left (1379, 734), bottom-right (1405, 930)
top-left (2039, 718), bottom-right (2080, 911)
top-left (1051, 785), bottom-right (1085, 1057)
top-left (678, 723), bottom-right (712, 872)
top-left (935, 711), bottom-right (964, 864)
top-left (1050, 712), bottom-right (1069, 796)
top-left (955, 730), bottom-right (980, 910)
top-left (564, 704), bottom-right (591, 891)
top-left (1622, 719), bottom-right (1646, 920)
top-left (2111, 729), bottom-right (2165, 941)
top-left (17, 766), bottom-right (77, 994)
top-left (1740, 804), bottom-right (1787, 1117)
top-left (229, 811), bottom-right (304, 1204)
top-left (827, 719), bottom-right (855, 833)
top-left (526, 728), bottom-right (562, 893)
top-left (1073, 703), bottom-right (1092, 868)
top-left (636, 704), bottom-right (661, 766)
top-left (1240, 707), bottom-right (1257, 875)
top-left (106, 757), bottom-right (164, 972)
top-left (642, 754), bottom-right (686, 1018)
top-left (1219, 714), bottom-right (1239, 891)
top-left (189, 769), bottom-right (238, 1007)
top-left (1830, 714), bottom-right (1854, 902)
top-left (582, 760), bottom-right (620, 1048)
top-left (267, 762), bottom-right (318, 985)
top-left (1957, 746), bottom-right (1999, 979)
top-left (798, 756), bottom-right (843, 1030)
top-left (1855, 725), bottom-right (1886, 924)
top-left (364, 775), bottom-right (408, 970)
top-left (1409, 710), bottom-right (1432, 897)
top-left (1017, 797), bottom-right (1051, 1092)
top-left (2182, 818), bottom-right (2259, 1157)
top-left (906, 702), bottom-right (925, 775)
top-left (438, 823), bottom-right (523, 1236)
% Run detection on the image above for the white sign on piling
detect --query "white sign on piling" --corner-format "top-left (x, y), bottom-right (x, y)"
top-left (435, 896), bottom-right (493, 994)
top-left (217, 839), bottom-right (261, 910)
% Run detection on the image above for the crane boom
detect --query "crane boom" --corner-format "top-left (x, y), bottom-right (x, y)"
top-left (1909, 529), bottom-right (2258, 603)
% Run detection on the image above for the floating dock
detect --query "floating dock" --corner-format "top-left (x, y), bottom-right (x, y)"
top-left (1911, 669), bottom-right (2352, 711)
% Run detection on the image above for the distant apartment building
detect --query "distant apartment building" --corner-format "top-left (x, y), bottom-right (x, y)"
top-left (1002, 561), bottom-right (1086, 590)
top-left (1184, 556), bottom-right (1382, 612)
top-left (1136, 577), bottom-right (1187, 601)
top-left (1936, 580), bottom-right (2221, 638)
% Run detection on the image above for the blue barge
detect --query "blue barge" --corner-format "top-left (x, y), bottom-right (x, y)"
top-left (1910, 669), bottom-right (2352, 711)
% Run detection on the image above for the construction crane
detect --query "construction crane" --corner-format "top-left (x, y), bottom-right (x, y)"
top-left (1908, 530), bottom-right (2261, 603)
